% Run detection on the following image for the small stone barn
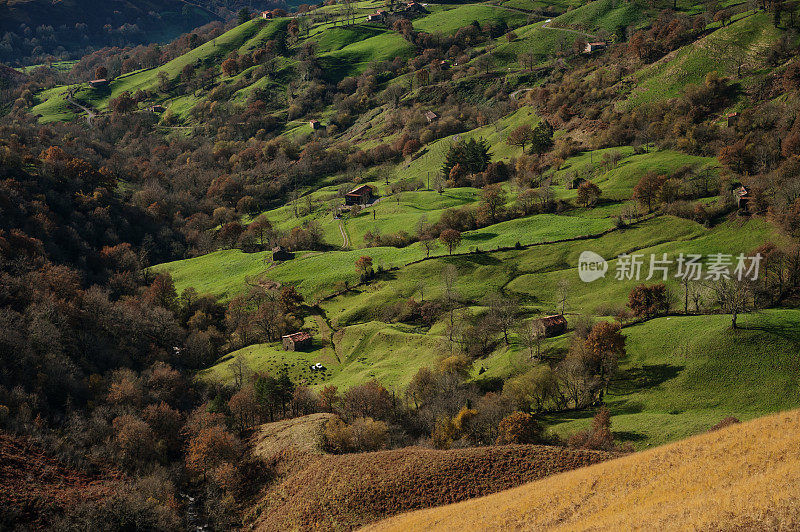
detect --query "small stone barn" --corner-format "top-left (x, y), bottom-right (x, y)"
top-left (584, 41), bottom-right (607, 53)
top-left (535, 315), bottom-right (568, 337)
top-left (309, 119), bottom-right (321, 130)
top-left (282, 331), bottom-right (312, 351)
top-left (345, 184), bottom-right (374, 206)
top-left (89, 79), bottom-right (108, 88)
top-left (425, 110), bottom-right (439, 123)
top-left (272, 245), bottom-right (294, 261)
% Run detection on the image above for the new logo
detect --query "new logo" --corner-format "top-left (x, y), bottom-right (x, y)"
top-left (578, 251), bottom-right (608, 283)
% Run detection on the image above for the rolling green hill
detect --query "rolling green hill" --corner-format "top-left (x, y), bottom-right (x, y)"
top-left (32, 0), bottom-right (800, 452)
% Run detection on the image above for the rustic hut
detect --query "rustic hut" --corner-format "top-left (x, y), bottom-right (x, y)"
top-left (282, 332), bottom-right (312, 351)
top-left (535, 315), bottom-right (568, 337)
top-left (345, 184), bottom-right (374, 206)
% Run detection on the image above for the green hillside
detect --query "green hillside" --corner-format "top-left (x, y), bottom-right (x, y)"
top-left (31, 0), bottom-right (800, 451)
top-left (546, 310), bottom-right (800, 447)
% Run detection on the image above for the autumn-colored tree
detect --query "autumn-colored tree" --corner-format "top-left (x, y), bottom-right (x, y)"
top-left (439, 228), bottom-right (462, 255)
top-left (185, 425), bottom-right (240, 478)
top-left (506, 124), bottom-right (534, 153)
top-left (142, 402), bottom-right (184, 455)
top-left (568, 406), bottom-right (616, 450)
top-left (402, 138), bottom-right (421, 156)
top-left (627, 283), bottom-right (670, 318)
top-left (94, 65), bottom-right (108, 79)
top-left (247, 214), bottom-right (274, 248)
top-left (355, 255), bottom-right (374, 280)
top-left (109, 91), bottom-right (136, 113)
top-left (107, 370), bottom-right (143, 407)
top-left (322, 417), bottom-right (353, 452)
top-left (480, 183), bottom-right (507, 223)
top-left (342, 380), bottom-right (393, 421)
top-left (112, 414), bottom-right (157, 471)
top-left (143, 273), bottom-right (178, 310)
top-left (228, 383), bottom-right (261, 432)
top-left (146, 362), bottom-right (185, 405)
top-left (576, 181), bottom-right (602, 207)
top-left (348, 417), bottom-right (388, 451)
top-left (279, 285), bottom-right (304, 314)
top-left (291, 386), bottom-right (319, 416)
top-left (453, 405), bottom-right (479, 443)
top-left (633, 171), bottom-right (665, 212)
top-left (319, 384), bottom-right (340, 412)
top-left (431, 416), bottom-right (458, 449)
top-left (584, 321), bottom-right (626, 400)
top-left (495, 411), bottom-right (544, 444)
top-left (221, 57), bottom-right (239, 77)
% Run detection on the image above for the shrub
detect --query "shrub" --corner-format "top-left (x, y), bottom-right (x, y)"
top-left (495, 412), bottom-right (544, 444)
top-left (323, 416), bottom-right (388, 453)
top-left (709, 416), bottom-right (741, 432)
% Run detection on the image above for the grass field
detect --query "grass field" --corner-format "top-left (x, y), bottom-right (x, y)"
top-left (622, 12), bottom-right (782, 108)
top-left (553, 147), bottom-right (719, 200)
top-left (31, 17), bottom-right (290, 122)
top-left (411, 4), bottom-right (528, 34)
top-left (546, 309), bottom-right (800, 448)
top-left (367, 408), bottom-right (800, 531)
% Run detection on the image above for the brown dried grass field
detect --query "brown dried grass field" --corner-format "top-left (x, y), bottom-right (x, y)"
top-left (249, 443), bottom-right (613, 531)
top-left (364, 409), bottom-right (800, 531)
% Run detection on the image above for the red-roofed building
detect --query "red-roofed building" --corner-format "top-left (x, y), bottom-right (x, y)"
top-left (534, 315), bottom-right (568, 337)
top-left (345, 184), bottom-right (374, 205)
top-left (282, 331), bottom-right (312, 351)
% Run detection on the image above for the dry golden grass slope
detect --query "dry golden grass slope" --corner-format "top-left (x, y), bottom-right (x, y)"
top-left (364, 409), bottom-right (800, 532)
top-left (250, 412), bottom-right (335, 461)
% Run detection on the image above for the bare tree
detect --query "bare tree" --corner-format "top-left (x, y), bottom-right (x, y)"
top-left (556, 279), bottom-right (570, 315)
top-left (442, 265), bottom-right (459, 342)
top-left (518, 318), bottom-right (546, 360)
top-left (230, 357), bottom-right (253, 389)
top-left (709, 277), bottom-right (752, 328)
top-left (489, 293), bottom-right (519, 345)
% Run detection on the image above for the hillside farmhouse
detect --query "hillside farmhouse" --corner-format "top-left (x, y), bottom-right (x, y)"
top-left (584, 41), bottom-right (607, 53)
top-left (282, 331), bottom-right (312, 351)
top-left (89, 79), bottom-right (108, 88)
top-left (272, 245), bottom-right (293, 261)
top-left (345, 184), bottom-right (374, 205)
top-left (535, 315), bottom-right (568, 337)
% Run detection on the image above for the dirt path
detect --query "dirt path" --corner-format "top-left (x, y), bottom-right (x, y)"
top-left (64, 89), bottom-right (96, 125)
top-left (312, 314), bottom-right (341, 364)
top-left (339, 220), bottom-right (350, 248)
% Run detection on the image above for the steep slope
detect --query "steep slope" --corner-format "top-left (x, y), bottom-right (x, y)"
top-left (0, 432), bottom-right (122, 528)
top-left (0, 0), bottom-right (220, 64)
top-left (365, 409), bottom-right (800, 531)
top-left (248, 443), bottom-right (614, 531)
